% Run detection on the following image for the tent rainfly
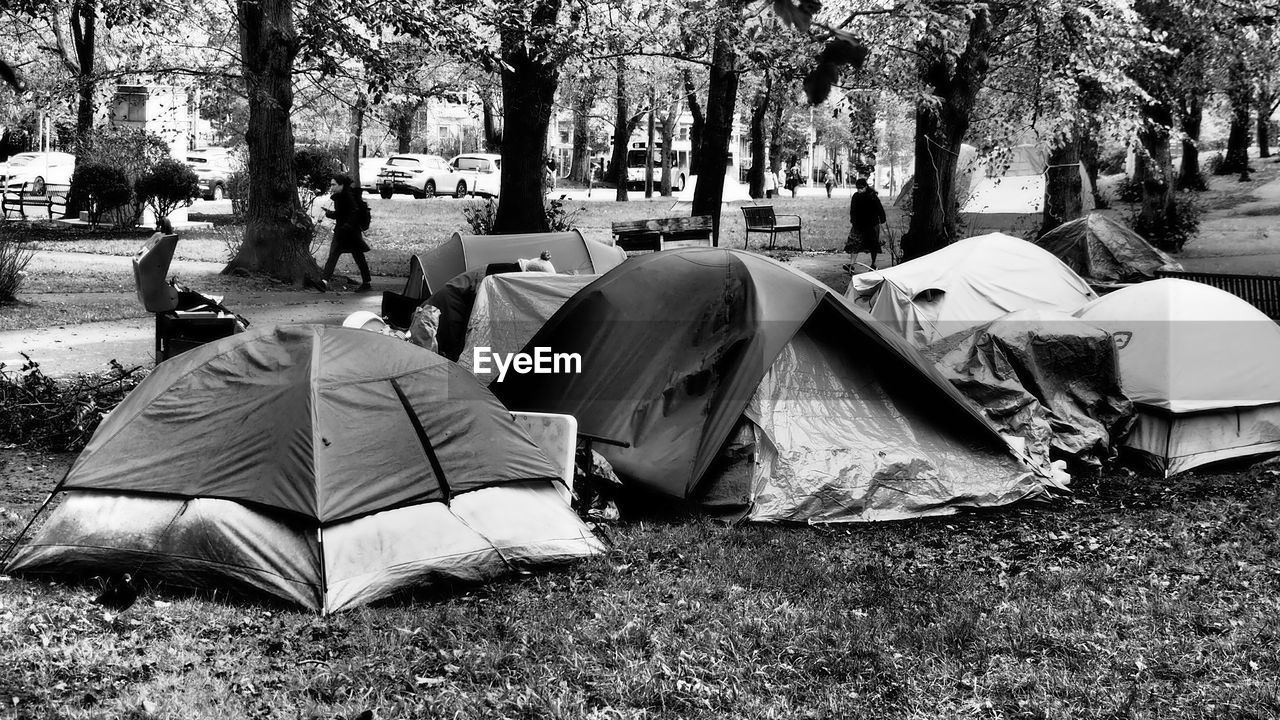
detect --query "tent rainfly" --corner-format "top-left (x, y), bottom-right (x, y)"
top-left (493, 248), bottom-right (1056, 524)
top-left (1075, 279), bottom-right (1280, 475)
top-left (847, 233), bottom-right (1098, 348)
top-left (420, 230), bottom-right (626, 296)
top-left (3, 325), bottom-right (602, 613)
top-left (459, 273), bottom-right (597, 382)
top-left (1033, 212), bottom-right (1182, 284)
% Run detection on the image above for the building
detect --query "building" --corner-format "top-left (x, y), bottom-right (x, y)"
top-left (111, 85), bottom-right (196, 157)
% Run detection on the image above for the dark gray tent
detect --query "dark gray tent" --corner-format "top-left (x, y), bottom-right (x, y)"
top-left (493, 248), bottom-right (1057, 523)
top-left (1034, 213), bottom-right (1181, 283)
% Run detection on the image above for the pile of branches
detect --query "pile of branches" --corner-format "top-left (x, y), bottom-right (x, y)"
top-left (0, 355), bottom-right (146, 452)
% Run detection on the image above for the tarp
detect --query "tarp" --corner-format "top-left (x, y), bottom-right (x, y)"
top-left (1033, 212), bottom-right (1182, 283)
top-left (5, 325), bottom-right (602, 612)
top-left (459, 273), bottom-right (596, 382)
top-left (924, 309), bottom-right (1134, 470)
top-left (847, 233), bottom-right (1098, 348)
top-left (492, 248), bottom-right (1054, 523)
top-left (1075, 279), bottom-right (1280, 475)
top-left (422, 230), bottom-right (626, 296)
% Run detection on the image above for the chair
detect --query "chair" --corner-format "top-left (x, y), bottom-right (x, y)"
top-left (381, 254), bottom-right (429, 329)
top-left (741, 205), bottom-right (803, 250)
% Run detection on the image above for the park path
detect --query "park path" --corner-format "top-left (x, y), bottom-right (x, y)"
top-left (1174, 167), bottom-right (1280, 274)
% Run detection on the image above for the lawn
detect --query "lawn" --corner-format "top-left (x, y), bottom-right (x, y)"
top-left (1, 448), bottom-right (1278, 719)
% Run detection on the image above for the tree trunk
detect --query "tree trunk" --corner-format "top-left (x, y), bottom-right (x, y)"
top-left (904, 8), bottom-right (998, 260)
top-left (1136, 101), bottom-right (1175, 235)
top-left (768, 101), bottom-right (784, 173)
top-left (683, 68), bottom-right (705, 176)
top-left (1176, 93), bottom-right (1205, 191)
top-left (645, 88), bottom-right (655, 198)
top-left (568, 86), bottom-right (593, 183)
top-left (691, 30), bottom-right (738, 245)
top-left (226, 0), bottom-right (317, 283)
top-left (71, 0), bottom-right (95, 141)
top-left (747, 73), bottom-right (770, 199)
top-left (660, 106), bottom-right (678, 195)
top-left (392, 101), bottom-right (420, 154)
top-left (1258, 82), bottom-right (1274, 158)
top-left (1040, 133), bottom-right (1082, 237)
top-left (347, 92), bottom-right (366, 189)
top-left (610, 56), bottom-right (630, 200)
top-left (482, 93), bottom-right (502, 152)
top-left (1219, 56), bottom-right (1252, 178)
top-left (492, 0), bottom-right (561, 234)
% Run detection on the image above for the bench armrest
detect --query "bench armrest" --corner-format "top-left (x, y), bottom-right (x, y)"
top-left (775, 214), bottom-right (802, 223)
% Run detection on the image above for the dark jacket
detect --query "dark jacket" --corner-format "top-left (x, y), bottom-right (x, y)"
top-left (850, 189), bottom-right (886, 230)
top-left (326, 188), bottom-right (368, 253)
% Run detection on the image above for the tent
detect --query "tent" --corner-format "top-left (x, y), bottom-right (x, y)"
top-left (1033, 212), bottom-right (1182, 284)
top-left (924, 309), bottom-right (1134, 470)
top-left (421, 230), bottom-right (626, 296)
top-left (959, 144), bottom-right (1096, 237)
top-left (1075, 279), bottom-right (1280, 475)
top-left (459, 273), bottom-right (596, 382)
top-left (3, 325), bottom-right (602, 612)
top-left (492, 248), bottom-right (1054, 524)
top-left (847, 233), bottom-right (1098, 348)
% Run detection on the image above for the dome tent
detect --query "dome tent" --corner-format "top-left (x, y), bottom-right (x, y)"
top-left (421, 230), bottom-right (626, 296)
top-left (492, 248), bottom-right (1054, 523)
top-left (1033, 212), bottom-right (1181, 284)
top-left (1076, 279), bottom-right (1280, 476)
top-left (4, 325), bottom-right (602, 613)
top-left (847, 233), bottom-right (1098, 348)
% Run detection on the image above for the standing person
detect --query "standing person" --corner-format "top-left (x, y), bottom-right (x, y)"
top-left (763, 166), bottom-right (777, 198)
top-left (786, 166), bottom-right (800, 197)
top-left (319, 174), bottom-right (372, 292)
top-left (845, 177), bottom-right (887, 270)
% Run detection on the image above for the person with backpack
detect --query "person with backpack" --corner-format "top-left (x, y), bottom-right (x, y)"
top-left (318, 174), bottom-right (372, 292)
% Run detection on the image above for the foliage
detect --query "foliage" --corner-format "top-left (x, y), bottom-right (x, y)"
top-left (294, 148), bottom-right (343, 213)
top-left (1129, 192), bottom-right (1202, 252)
top-left (0, 356), bottom-right (145, 451)
top-left (226, 169), bottom-right (250, 222)
top-left (544, 194), bottom-right (585, 232)
top-left (69, 163), bottom-right (132, 226)
top-left (1205, 152), bottom-right (1226, 175)
top-left (0, 235), bottom-right (35, 301)
top-left (1098, 148), bottom-right (1129, 175)
top-left (1112, 176), bottom-right (1143, 204)
top-left (76, 127), bottom-right (172, 227)
top-left (135, 159), bottom-right (201, 221)
top-left (461, 197), bottom-right (498, 235)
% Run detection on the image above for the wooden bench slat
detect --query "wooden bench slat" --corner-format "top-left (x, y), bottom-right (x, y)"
top-left (612, 214), bottom-right (715, 253)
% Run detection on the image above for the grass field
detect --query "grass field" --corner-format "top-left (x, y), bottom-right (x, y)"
top-left (1, 450), bottom-right (1278, 719)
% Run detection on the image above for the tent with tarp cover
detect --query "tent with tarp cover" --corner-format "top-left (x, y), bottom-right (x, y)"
top-left (3, 325), bottom-right (602, 613)
top-left (492, 248), bottom-right (1060, 524)
top-left (1033, 213), bottom-right (1182, 286)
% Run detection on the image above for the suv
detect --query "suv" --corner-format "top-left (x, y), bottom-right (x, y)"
top-left (0, 152), bottom-right (77, 194)
top-left (184, 149), bottom-right (236, 200)
top-left (449, 153), bottom-right (502, 197)
top-left (375, 154), bottom-right (466, 199)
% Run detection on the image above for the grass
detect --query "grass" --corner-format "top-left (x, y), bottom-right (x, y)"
top-left (1, 456), bottom-right (1279, 719)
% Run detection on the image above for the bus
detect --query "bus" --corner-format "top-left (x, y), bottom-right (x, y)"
top-left (625, 142), bottom-right (690, 192)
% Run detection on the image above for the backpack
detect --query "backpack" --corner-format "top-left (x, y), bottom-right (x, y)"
top-left (356, 197), bottom-right (372, 232)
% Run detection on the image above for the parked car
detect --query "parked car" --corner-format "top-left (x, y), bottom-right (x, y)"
top-left (376, 154), bottom-right (467, 199)
top-left (358, 157), bottom-right (388, 194)
top-left (449, 153), bottom-right (502, 197)
top-left (0, 151), bottom-right (77, 194)
top-left (183, 149), bottom-right (237, 201)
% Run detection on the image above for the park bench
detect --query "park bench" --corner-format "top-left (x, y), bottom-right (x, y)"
top-left (1, 181), bottom-right (69, 221)
top-left (1155, 269), bottom-right (1280, 320)
top-left (611, 215), bottom-right (714, 253)
top-left (741, 205), bottom-right (802, 250)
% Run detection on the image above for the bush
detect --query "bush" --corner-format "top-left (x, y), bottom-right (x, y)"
top-left (1205, 152), bottom-right (1225, 176)
top-left (0, 236), bottom-right (35, 301)
top-left (0, 356), bottom-right (145, 451)
top-left (1112, 176), bottom-right (1142, 204)
top-left (1129, 193), bottom-right (1202, 252)
top-left (135, 158), bottom-right (201, 222)
top-left (545, 195), bottom-right (585, 232)
top-left (1097, 147), bottom-right (1128, 175)
top-left (76, 127), bottom-right (171, 227)
top-left (294, 148), bottom-right (344, 213)
top-left (70, 162), bottom-right (132, 226)
top-left (462, 197), bottom-right (498, 235)
top-left (227, 169), bottom-right (249, 221)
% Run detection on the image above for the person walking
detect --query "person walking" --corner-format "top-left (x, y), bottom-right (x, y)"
top-left (845, 177), bottom-right (887, 270)
top-left (319, 174), bottom-right (372, 292)
top-left (763, 166), bottom-right (777, 198)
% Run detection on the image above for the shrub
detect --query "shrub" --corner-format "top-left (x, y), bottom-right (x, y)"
top-left (135, 158), bottom-right (201, 223)
top-left (1097, 147), bottom-right (1128, 175)
top-left (1112, 176), bottom-right (1142, 204)
top-left (545, 194), bottom-right (585, 232)
top-left (76, 127), bottom-right (171, 227)
top-left (462, 197), bottom-right (498, 235)
top-left (227, 169), bottom-right (249, 221)
top-left (1205, 152), bottom-right (1225, 176)
top-left (70, 162), bottom-right (132, 226)
top-left (294, 148), bottom-right (343, 213)
top-left (0, 236), bottom-right (35, 301)
top-left (0, 355), bottom-right (146, 451)
top-left (1129, 193), bottom-right (1202, 252)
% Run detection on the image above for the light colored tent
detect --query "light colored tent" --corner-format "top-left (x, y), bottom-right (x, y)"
top-left (894, 143), bottom-right (980, 209)
top-left (1076, 279), bottom-right (1280, 475)
top-left (459, 273), bottom-right (596, 382)
top-left (494, 248), bottom-right (1058, 524)
top-left (421, 230), bottom-right (626, 296)
top-left (960, 145), bottom-right (1096, 237)
top-left (4, 325), bottom-right (602, 612)
top-left (1033, 212), bottom-right (1182, 284)
top-left (847, 233), bottom-right (1098, 348)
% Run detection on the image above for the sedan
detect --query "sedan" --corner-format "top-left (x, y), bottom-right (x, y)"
top-left (0, 151), bottom-right (77, 194)
top-left (375, 154), bottom-right (467, 199)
